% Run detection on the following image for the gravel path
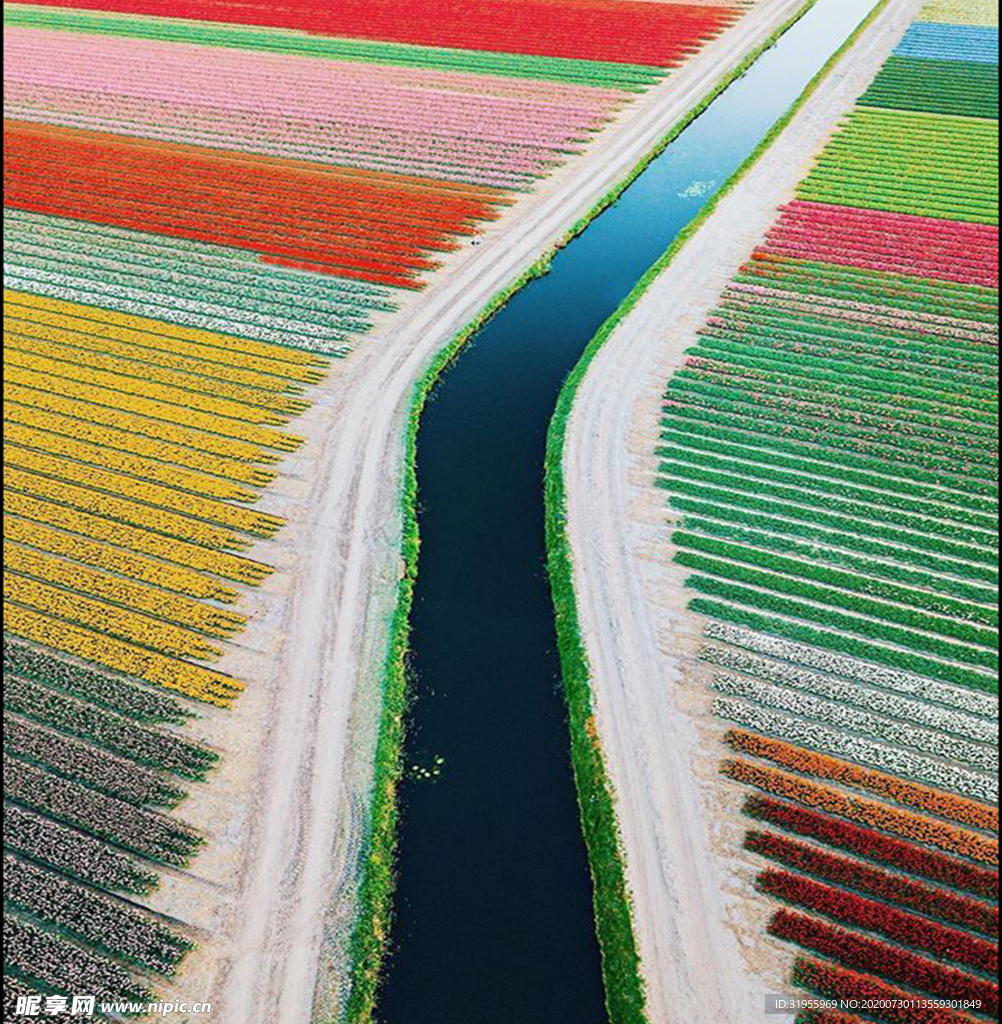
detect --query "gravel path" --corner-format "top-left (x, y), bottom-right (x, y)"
top-left (561, 2), bottom-right (926, 1020)
top-left (132, 2), bottom-right (825, 1021)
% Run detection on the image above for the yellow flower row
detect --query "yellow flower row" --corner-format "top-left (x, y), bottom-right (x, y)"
top-left (1, 292), bottom-right (328, 714)
top-left (5, 542), bottom-right (246, 638)
top-left (5, 291), bottom-right (327, 378)
top-left (5, 447), bottom-right (283, 539)
top-left (4, 492), bottom-right (271, 586)
top-left (5, 345), bottom-right (292, 428)
top-left (6, 466), bottom-right (248, 552)
top-left (5, 311), bottom-right (312, 394)
top-left (7, 366), bottom-right (301, 453)
top-left (6, 381), bottom-right (280, 465)
top-left (4, 513), bottom-right (239, 602)
top-left (5, 573), bottom-right (223, 661)
top-left (4, 603), bottom-right (243, 706)
top-left (6, 332), bottom-right (310, 417)
top-left (7, 422), bottom-right (260, 505)
top-left (6, 403), bottom-right (277, 488)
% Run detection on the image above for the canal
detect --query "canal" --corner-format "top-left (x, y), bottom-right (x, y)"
top-left (378, 0), bottom-right (881, 1020)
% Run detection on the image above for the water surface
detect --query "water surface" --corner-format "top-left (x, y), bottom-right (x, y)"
top-left (379, 2), bottom-right (880, 1020)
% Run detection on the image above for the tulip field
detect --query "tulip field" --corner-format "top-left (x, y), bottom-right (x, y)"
top-left (657, 1), bottom-right (1000, 1019)
top-left (2, 0), bottom-right (770, 1011)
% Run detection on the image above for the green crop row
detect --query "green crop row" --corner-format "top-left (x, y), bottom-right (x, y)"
top-left (669, 496), bottom-right (998, 587)
top-left (665, 400), bottom-right (998, 480)
top-left (673, 532), bottom-right (997, 624)
top-left (659, 463), bottom-right (998, 553)
top-left (698, 329), bottom-right (997, 404)
top-left (663, 442), bottom-right (994, 530)
top-left (5, 755), bottom-right (203, 868)
top-left (705, 313), bottom-right (997, 385)
top-left (684, 352), bottom-right (996, 429)
top-left (4, 853), bottom-right (193, 976)
top-left (3, 639), bottom-right (190, 724)
top-left (738, 258), bottom-right (999, 318)
top-left (665, 378), bottom-right (996, 463)
top-left (679, 557), bottom-right (998, 653)
top-left (664, 402), bottom-right (989, 487)
top-left (4, 672), bottom-right (217, 780)
top-left (706, 316), bottom-right (999, 384)
top-left (861, 56), bottom-right (999, 119)
top-left (708, 302), bottom-right (999, 376)
top-left (676, 521), bottom-right (997, 605)
top-left (2, 6), bottom-right (666, 90)
top-left (691, 337), bottom-right (999, 417)
top-left (749, 252), bottom-right (999, 294)
top-left (3, 712), bottom-right (185, 809)
top-left (660, 419), bottom-right (998, 504)
top-left (712, 302), bottom-right (999, 372)
top-left (688, 599), bottom-right (999, 694)
top-left (663, 474), bottom-right (996, 568)
top-left (3, 802), bottom-right (158, 896)
top-left (673, 369), bottom-right (997, 446)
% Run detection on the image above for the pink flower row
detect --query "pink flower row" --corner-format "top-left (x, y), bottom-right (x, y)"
top-left (760, 204), bottom-right (999, 288)
top-left (5, 30), bottom-right (619, 142)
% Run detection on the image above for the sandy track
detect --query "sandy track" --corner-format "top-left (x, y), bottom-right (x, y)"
top-left (195, 2), bottom-right (830, 1020)
top-left (561, 2), bottom-right (925, 1022)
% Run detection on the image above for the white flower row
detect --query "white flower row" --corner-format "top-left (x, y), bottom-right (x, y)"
top-left (702, 622), bottom-right (999, 719)
top-left (712, 674), bottom-right (998, 773)
top-left (712, 696), bottom-right (999, 804)
top-left (2, 269), bottom-right (351, 354)
top-left (701, 645), bottom-right (998, 745)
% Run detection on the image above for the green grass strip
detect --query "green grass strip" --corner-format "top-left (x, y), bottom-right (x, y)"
top-left (336, 1), bottom-right (877, 1020)
top-left (3, 5), bottom-right (664, 90)
top-left (541, 1), bottom-right (906, 1021)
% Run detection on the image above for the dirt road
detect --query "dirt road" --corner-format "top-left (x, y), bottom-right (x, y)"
top-left (561, 2), bottom-right (924, 1021)
top-left (157, 1), bottom-right (837, 1019)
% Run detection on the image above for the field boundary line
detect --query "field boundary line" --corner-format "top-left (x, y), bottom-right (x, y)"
top-left (543, 0), bottom-right (907, 1021)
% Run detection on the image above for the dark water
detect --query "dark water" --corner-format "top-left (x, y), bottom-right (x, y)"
top-left (378, 1), bottom-right (880, 1021)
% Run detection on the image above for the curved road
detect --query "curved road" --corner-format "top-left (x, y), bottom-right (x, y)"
top-left (561, 2), bottom-right (925, 1021)
top-left (206, 1), bottom-right (820, 1020)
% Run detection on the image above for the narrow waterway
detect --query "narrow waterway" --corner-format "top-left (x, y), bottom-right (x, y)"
top-left (378, 1), bottom-right (879, 1020)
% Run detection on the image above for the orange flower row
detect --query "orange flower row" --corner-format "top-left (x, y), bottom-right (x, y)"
top-left (724, 730), bottom-right (999, 834)
top-left (722, 759), bottom-right (998, 866)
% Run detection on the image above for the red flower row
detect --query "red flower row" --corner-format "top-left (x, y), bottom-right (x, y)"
top-left (746, 831), bottom-right (998, 937)
top-left (744, 796), bottom-right (999, 901)
top-left (759, 870), bottom-right (998, 974)
top-left (5, 122), bottom-right (505, 289)
top-left (770, 910), bottom-right (998, 1016)
top-left (10, 0), bottom-right (742, 66)
top-left (793, 957), bottom-right (984, 1024)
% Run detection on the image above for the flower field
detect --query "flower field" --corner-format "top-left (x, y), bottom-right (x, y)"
top-left (4, 0), bottom-right (745, 66)
top-left (2, 0), bottom-right (773, 1010)
top-left (656, 0), bottom-right (1000, 1017)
